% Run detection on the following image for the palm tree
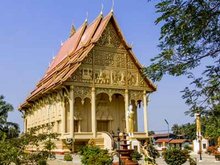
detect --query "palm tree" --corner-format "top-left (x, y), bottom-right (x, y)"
top-left (0, 95), bottom-right (19, 139)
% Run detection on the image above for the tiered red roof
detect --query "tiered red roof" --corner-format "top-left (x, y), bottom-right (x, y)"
top-left (20, 12), bottom-right (156, 109)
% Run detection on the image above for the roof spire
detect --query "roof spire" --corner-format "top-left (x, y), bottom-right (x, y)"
top-left (111, 0), bottom-right (114, 13)
top-left (100, 3), bottom-right (104, 15)
top-left (85, 12), bottom-right (89, 23)
top-left (69, 24), bottom-right (76, 38)
top-left (60, 40), bottom-right (64, 46)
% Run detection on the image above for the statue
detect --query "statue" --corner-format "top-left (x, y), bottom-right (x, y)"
top-left (195, 113), bottom-right (201, 137)
top-left (128, 104), bottom-right (134, 136)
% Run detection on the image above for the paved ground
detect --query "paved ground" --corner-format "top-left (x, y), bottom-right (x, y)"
top-left (154, 153), bottom-right (219, 165)
top-left (47, 153), bottom-right (219, 165)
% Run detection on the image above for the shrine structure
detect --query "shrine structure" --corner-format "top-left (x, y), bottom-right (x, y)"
top-left (19, 11), bottom-right (156, 153)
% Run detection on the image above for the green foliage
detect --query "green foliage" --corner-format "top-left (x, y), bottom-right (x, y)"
top-left (0, 95), bottom-right (59, 164)
top-left (203, 115), bottom-right (220, 140)
top-left (38, 159), bottom-right (47, 165)
top-left (64, 153), bottom-right (73, 161)
top-left (0, 95), bottom-right (19, 140)
top-left (131, 150), bottom-right (142, 161)
top-left (145, 0), bottom-right (220, 141)
top-left (147, 142), bottom-right (160, 160)
top-left (143, 140), bottom-right (160, 164)
top-left (79, 145), bottom-right (113, 165)
top-left (163, 148), bottom-right (189, 165)
top-left (172, 123), bottom-right (196, 140)
top-left (0, 127), bottom-right (58, 164)
top-left (148, 130), bottom-right (155, 136)
top-left (183, 144), bottom-right (192, 151)
top-left (188, 157), bottom-right (197, 165)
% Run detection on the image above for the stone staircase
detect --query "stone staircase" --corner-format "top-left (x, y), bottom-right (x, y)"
top-left (93, 138), bottom-right (105, 149)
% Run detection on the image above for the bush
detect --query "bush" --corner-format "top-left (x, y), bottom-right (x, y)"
top-left (38, 159), bottom-right (47, 165)
top-left (163, 148), bottom-right (189, 165)
top-left (79, 145), bottom-right (112, 165)
top-left (183, 144), bottom-right (192, 151)
top-left (131, 150), bottom-right (142, 161)
top-left (188, 157), bottom-right (196, 165)
top-left (64, 153), bottom-right (73, 161)
top-left (147, 143), bottom-right (160, 159)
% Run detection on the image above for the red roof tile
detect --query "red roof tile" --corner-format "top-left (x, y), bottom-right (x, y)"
top-left (155, 138), bottom-right (172, 143)
top-left (45, 21), bottom-right (87, 75)
top-left (169, 139), bottom-right (188, 144)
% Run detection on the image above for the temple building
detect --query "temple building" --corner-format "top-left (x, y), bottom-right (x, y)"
top-left (19, 11), bottom-right (156, 153)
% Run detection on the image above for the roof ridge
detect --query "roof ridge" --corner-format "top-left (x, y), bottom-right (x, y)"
top-left (43, 21), bottom-right (87, 78)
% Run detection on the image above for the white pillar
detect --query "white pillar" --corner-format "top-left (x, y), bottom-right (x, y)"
top-left (23, 116), bottom-right (27, 133)
top-left (125, 89), bottom-right (129, 133)
top-left (91, 87), bottom-right (96, 137)
top-left (91, 87), bottom-right (96, 138)
top-left (143, 91), bottom-right (149, 136)
top-left (69, 86), bottom-right (74, 138)
top-left (78, 120), bottom-right (81, 133)
top-left (61, 100), bottom-right (66, 136)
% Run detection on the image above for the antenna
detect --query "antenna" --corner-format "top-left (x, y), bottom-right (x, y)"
top-left (111, 0), bottom-right (114, 13)
top-left (100, 3), bottom-right (104, 15)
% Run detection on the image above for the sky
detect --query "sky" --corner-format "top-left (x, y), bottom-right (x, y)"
top-left (0, 0), bottom-right (194, 133)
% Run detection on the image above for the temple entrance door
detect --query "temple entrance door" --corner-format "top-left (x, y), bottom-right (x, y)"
top-left (97, 120), bottom-right (109, 132)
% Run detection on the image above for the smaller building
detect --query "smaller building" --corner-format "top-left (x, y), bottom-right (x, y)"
top-left (154, 138), bottom-right (191, 151)
top-left (152, 133), bottom-right (176, 142)
top-left (155, 138), bottom-right (172, 151)
top-left (169, 139), bottom-right (190, 150)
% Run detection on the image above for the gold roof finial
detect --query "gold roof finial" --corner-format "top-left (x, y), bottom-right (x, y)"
top-left (60, 40), bottom-right (64, 46)
top-left (111, 0), bottom-right (114, 13)
top-left (69, 24), bottom-right (76, 38)
top-left (85, 12), bottom-right (89, 23)
top-left (100, 3), bottom-right (104, 15)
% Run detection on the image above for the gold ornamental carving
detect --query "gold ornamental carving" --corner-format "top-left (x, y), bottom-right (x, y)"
top-left (73, 86), bottom-right (91, 102)
top-left (111, 70), bottom-right (126, 85)
top-left (129, 90), bottom-right (143, 103)
top-left (127, 71), bottom-right (138, 86)
top-left (94, 70), bottom-right (110, 84)
top-left (96, 88), bottom-right (124, 101)
top-left (97, 23), bottom-right (122, 48)
top-left (94, 51), bottom-right (126, 68)
top-left (82, 55), bottom-right (93, 65)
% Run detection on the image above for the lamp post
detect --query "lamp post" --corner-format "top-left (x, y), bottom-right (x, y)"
top-left (164, 119), bottom-right (170, 147)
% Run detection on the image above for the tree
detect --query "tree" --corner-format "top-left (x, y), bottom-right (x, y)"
top-left (0, 95), bottom-right (58, 164)
top-left (171, 123), bottom-right (196, 140)
top-left (0, 127), bottom-right (58, 165)
top-left (0, 95), bottom-right (19, 139)
top-left (145, 0), bottom-right (220, 140)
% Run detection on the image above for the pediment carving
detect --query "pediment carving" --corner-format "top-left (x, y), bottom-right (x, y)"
top-left (97, 22), bottom-right (123, 48)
